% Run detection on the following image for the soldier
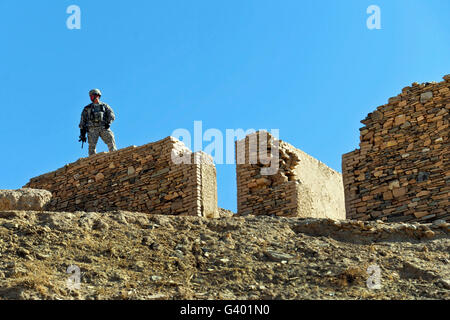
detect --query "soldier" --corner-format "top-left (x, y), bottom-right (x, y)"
top-left (79, 89), bottom-right (117, 156)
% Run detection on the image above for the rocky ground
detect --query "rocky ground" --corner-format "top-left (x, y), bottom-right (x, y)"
top-left (0, 209), bottom-right (448, 300)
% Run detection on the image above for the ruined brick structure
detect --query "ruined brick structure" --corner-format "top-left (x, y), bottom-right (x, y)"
top-left (24, 73), bottom-right (449, 223)
top-left (23, 132), bottom-right (346, 220)
top-left (25, 136), bottom-right (219, 218)
top-left (342, 75), bottom-right (450, 223)
top-left (235, 131), bottom-right (345, 219)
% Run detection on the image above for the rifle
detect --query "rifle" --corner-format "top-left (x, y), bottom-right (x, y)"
top-left (79, 128), bottom-right (87, 149)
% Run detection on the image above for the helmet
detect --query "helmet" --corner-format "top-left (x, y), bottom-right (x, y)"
top-left (89, 89), bottom-right (102, 97)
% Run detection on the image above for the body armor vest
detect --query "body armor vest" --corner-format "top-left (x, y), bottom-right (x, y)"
top-left (88, 104), bottom-right (106, 125)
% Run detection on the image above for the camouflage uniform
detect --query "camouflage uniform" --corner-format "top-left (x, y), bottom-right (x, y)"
top-left (79, 102), bottom-right (117, 156)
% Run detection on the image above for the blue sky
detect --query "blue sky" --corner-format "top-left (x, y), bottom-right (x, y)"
top-left (0, 0), bottom-right (449, 212)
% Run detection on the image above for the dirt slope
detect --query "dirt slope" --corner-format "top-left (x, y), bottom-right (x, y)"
top-left (0, 210), bottom-right (449, 300)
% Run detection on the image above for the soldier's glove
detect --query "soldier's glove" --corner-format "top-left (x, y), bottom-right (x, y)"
top-left (79, 128), bottom-right (87, 143)
top-left (105, 124), bottom-right (110, 130)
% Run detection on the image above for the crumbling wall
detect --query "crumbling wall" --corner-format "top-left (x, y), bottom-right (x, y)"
top-left (24, 136), bottom-right (219, 218)
top-left (0, 188), bottom-right (52, 211)
top-left (342, 75), bottom-right (450, 223)
top-left (235, 131), bottom-right (346, 219)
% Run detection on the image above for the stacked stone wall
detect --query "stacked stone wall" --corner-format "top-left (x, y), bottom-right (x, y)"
top-left (342, 75), bottom-right (450, 223)
top-left (24, 137), bottom-right (219, 218)
top-left (236, 131), bottom-right (345, 219)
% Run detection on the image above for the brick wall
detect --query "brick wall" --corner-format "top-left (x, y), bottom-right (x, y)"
top-left (342, 75), bottom-right (450, 223)
top-left (235, 131), bottom-right (345, 219)
top-left (24, 136), bottom-right (219, 218)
